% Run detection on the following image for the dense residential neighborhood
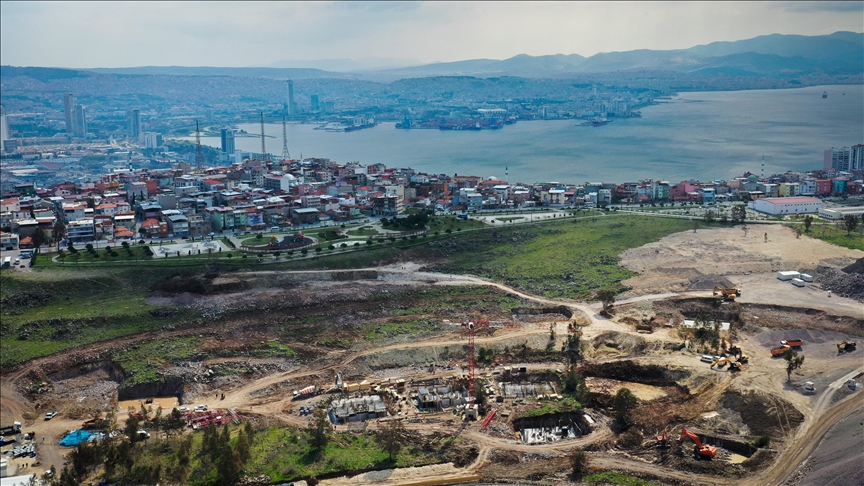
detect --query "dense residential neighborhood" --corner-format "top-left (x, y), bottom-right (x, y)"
top-left (1, 142), bottom-right (861, 252)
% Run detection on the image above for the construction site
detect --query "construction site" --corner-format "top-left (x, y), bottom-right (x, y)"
top-left (1, 223), bottom-right (862, 485)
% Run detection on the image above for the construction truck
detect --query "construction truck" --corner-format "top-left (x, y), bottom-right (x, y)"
top-left (680, 427), bottom-right (717, 458)
top-left (771, 345), bottom-right (791, 357)
top-left (781, 339), bottom-right (803, 347)
top-left (0, 422), bottom-right (22, 436)
top-left (836, 341), bottom-right (857, 353)
top-left (713, 285), bottom-right (741, 301)
top-left (292, 385), bottom-right (319, 400)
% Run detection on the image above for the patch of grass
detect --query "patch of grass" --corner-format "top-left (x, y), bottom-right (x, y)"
top-left (347, 228), bottom-right (379, 236)
top-left (113, 337), bottom-right (200, 387)
top-left (583, 471), bottom-right (666, 486)
top-left (246, 428), bottom-right (440, 482)
top-left (521, 396), bottom-right (581, 418)
top-left (361, 319), bottom-right (438, 341)
top-left (252, 342), bottom-right (298, 358)
top-left (802, 223), bottom-right (864, 251)
top-left (428, 215), bottom-right (691, 299)
top-left (427, 215), bottom-right (487, 233)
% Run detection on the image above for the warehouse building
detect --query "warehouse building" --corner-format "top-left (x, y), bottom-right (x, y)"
top-left (748, 196), bottom-right (821, 215)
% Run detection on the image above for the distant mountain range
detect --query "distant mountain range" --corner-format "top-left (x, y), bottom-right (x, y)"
top-left (2, 31), bottom-right (861, 83)
top-left (369, 31), bottom-right (862, 79)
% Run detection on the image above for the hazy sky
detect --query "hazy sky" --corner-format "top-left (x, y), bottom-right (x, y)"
top-left (1, 1), bottom-right (861, 69)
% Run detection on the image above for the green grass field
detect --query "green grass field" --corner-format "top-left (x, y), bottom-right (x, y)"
top-left (427, 215), bottom-right (692, 299)
top-left (801, 222), bottom-right (864, 251)
top-left (0, 266), bottom-right (196, 369)
top-left (582, 472), bottom-right (666, 486)
top-left (246, 428), bottom-right (439, 482)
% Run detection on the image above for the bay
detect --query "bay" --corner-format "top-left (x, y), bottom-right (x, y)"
top-left (188, 84), bottom-right (863, 184)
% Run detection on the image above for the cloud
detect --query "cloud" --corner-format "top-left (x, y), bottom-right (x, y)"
top-left (1, 1), bottom-right (861, 68)
top-left (779, 1), bottom-right (864, 13)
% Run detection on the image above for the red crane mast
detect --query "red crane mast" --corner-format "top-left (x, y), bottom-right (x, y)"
top-left (462, 319), bottom-right (489, 406)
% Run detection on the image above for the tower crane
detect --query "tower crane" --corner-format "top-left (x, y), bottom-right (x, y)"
top-left (461, 319), bottom-right (489, 413)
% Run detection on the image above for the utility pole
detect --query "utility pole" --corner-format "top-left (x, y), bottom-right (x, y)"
top-left (282, 115), bottom-right (291, 160)
top-left (195, 120), bottom-right (204, 170)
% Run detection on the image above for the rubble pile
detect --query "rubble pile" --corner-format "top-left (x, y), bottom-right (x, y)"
top-left (803, 266), bottom-right (864, 301)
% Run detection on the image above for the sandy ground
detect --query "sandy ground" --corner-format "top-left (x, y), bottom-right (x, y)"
top-left (619, 225), bottom-right (864, 297)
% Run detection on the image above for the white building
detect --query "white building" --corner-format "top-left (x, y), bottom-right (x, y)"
top-left (818, 206), bottom-right (864, 221)
top-left (748, 196), bottom-right (821, 215)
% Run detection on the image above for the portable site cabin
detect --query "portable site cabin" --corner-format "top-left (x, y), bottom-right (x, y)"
top-left (777, 271), bottom-right (800, 281)
top-left (791, 278), bottom-right (806, 287)
top-left (799, 273), bottom-right (814, 282)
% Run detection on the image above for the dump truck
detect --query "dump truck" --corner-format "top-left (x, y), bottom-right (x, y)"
top-left (782, 339), bottom-right (804, 347)
top-left (680, 427), bottom-right (717, 458)
top-left (836, 341), bottom-right (857, 353)
top-left (713, 285), bottom-right (741, 301)
top-left (771, 345), bottom-right (791, 357)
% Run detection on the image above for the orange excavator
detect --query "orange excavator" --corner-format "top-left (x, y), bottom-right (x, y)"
top-left (680, 427), bottom-right (717, 458)
top-left (655, 429), bottom-right (669, 448)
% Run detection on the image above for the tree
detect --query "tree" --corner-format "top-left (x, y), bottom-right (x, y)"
top-left (784, 348), bottom-right (805, 382)
top-left (52, 221), bottom-right (67, 247)
top-left (612, 388), bottom-right (637, 426)
top-left (561, 325), bottom-right (583, 364)
top-left (32, 228), bottom-right (48, 248)
top-left (844, 214), bottom-right (859, 235)
top-left (704, 210), bottom-right (716, 224)
top-left (376, 419), bottom-right (406, 461)
top-left (804, 215), bottom-right (813, 232)
top-left (562, 368), bottom-right (590, 405)
top-left (596, 288), bottom-right (616, 315)
top-left (307, 407), bottom-right (331, 451)
top-left (731, 205), bottom-right (746, 224)
top-left (568, 448), bottom-right (589, 476)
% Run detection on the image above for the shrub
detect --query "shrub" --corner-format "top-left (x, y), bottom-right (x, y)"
top-left (753, 435), bottom-right (770, 448)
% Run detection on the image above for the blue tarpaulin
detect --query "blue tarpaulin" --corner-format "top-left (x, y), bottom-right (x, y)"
top-left (59, 429), bottom-right (91, 447)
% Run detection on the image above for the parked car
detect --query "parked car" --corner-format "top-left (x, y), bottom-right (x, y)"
top-left (44, 411), bottom-right (57, 420)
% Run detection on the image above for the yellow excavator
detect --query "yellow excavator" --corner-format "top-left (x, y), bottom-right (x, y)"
top-left (837, 341), bottom-right (857, 353)
top-left (713, 285), bottom-right (741, 302)
top-left (711, 357), bottom-right (742, 371)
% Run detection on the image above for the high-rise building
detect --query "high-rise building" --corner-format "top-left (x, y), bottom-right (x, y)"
top-left (824, 147), bottom-right (851, 171)
top-left (0, 105), bottom-right (10, 152)
top-left (287, 80), bottom-right (295, 116)
top-left (127, 109), bottom-right (141, 140)
top-left (73, 104), bottom-right (87, 138)
top-left (851, 144), bottom-right (864, 171)
top-left (310, 94), bottom-right (319, 111)
top-left (220, 128), bottom-right (235, 156)
top-left (63, 93), bottom-right (75, 134)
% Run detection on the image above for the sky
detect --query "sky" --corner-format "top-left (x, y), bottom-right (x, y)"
top-left (1, 1), bottom-right (861, 69)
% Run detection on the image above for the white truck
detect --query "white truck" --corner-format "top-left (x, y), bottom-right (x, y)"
top-left (293, 385), bottom-right (319, 400)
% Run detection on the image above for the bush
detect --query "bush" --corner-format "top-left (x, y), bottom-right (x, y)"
top-left (367, 239), bottom-right (373, 245)
top-left (753, 435), bottom-right (770, 448)
top-left (569, 448), bottom-right (589, 476)
top-left (353, 242), bottom-right (360, 247)
top-left (328, 244), bottom-right (335, 250)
